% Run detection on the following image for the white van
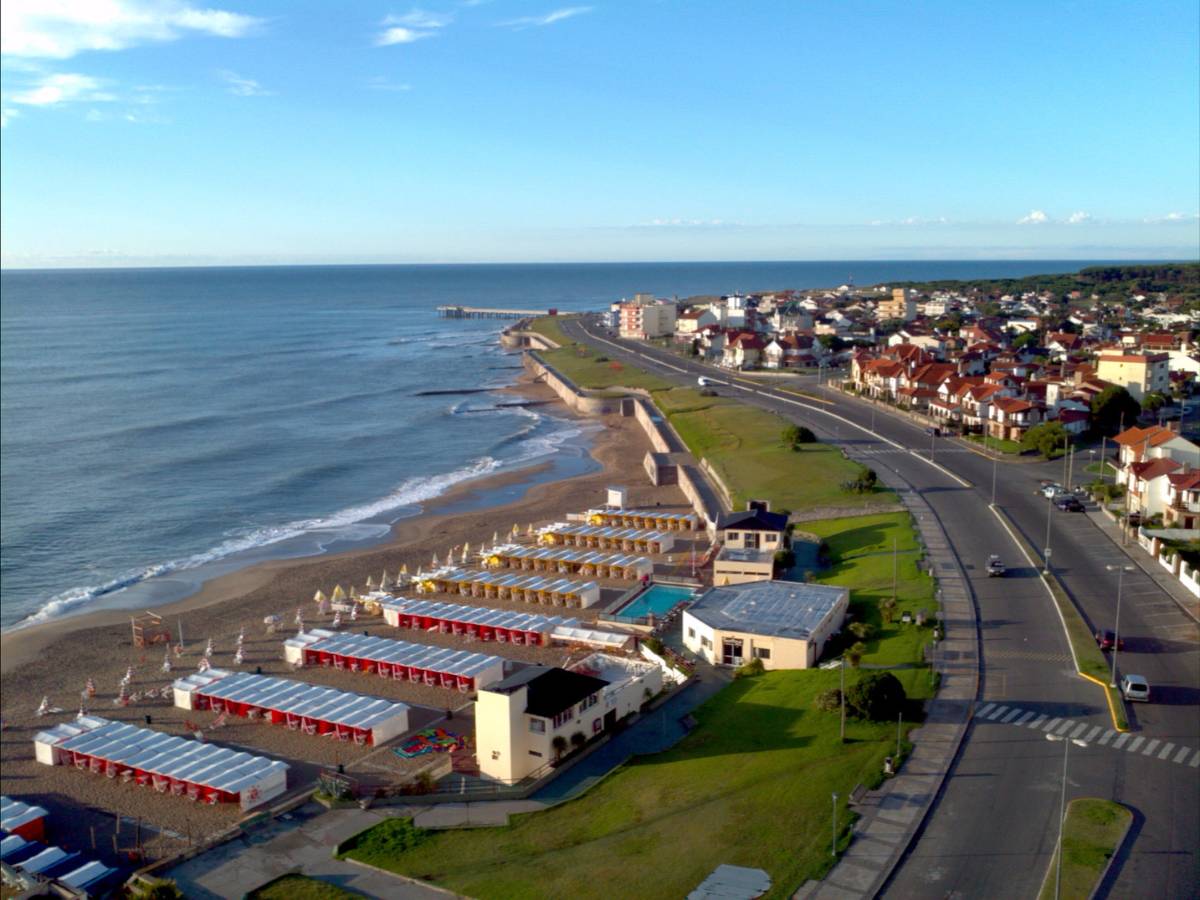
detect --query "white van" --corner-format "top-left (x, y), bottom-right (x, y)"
top-left (1120, 674), bottom-right (1150, 702)
top-left (697, 376), bottom-right (711, 387)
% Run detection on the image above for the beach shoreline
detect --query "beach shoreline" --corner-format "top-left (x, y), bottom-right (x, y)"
top-left (0, 375), bottom-right (615, 674)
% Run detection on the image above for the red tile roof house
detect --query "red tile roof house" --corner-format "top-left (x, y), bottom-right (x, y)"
top-left (987, 397), bottom-right (1043, 443)
top-left (1045, 332), bottom-right (1082, 359)
top-left (763, 334), bottom-right (819, 369)
top-left (721, 332), bottom-right (767, 370)
top-left (1165, 470), bottom-right (1200, 529)
top-left (1124, 457), bottom-right (1182, 517)
top-left (1054, 407), bottom-right (1092, 435)
top-left (961, 384), bottom-right (1005, 433)
top-left (1113, 424), bottom-right (1199, 468)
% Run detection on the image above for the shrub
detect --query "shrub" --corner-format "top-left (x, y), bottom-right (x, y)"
top-left (130, 880), bottom-right (185, 900)
top-left (842, 467), bottom-right (878, 494)
top-left (642, 636), bottom-right (665, 656)
top-left (570, 731), bottom-right (587, 750)
top-left (551, 735), bottom-right (568, 760)
top-left (733, 657), bottom-right (765, 679)
top-left (340, 818), bottom-right (427, 859)
top-left (783, 425), bottom-right (817, 449)
top-left (813, 688), bottom-right (843, 713)
top-left (773, 548), bottom-right (796, 569)
top-left (848, 622), bottom-right (876, 641)
top-left (846, 641), bottom-right (867, 667)
top-left (846, 672), bottom-right (907, 721)
top-left (878, 597), bottom-right (897, 624)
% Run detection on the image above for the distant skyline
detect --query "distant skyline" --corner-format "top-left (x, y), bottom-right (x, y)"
top-left (2, 1), bottom-right (1198, 268)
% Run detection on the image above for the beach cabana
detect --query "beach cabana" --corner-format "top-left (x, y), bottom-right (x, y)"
top-left (541, 523), bottom-right (677, 554)
top-left (59, 860), bottom-right (122, 895)
top-left (484, 544), bottom-right (653, 580)
top-left (424, 567), bottom-right (602, 609)
top-left (172, 671), bottom-right (409, 746)
top-left (33, 715), bottom-right (288, 810)
top-left (284, 630), bottom-right (505, 692)
top-left (379, 597), bottom-right (578, 646)
top-left (0, 796), bottom-right (47, 842)
top-left (585, 508), bottom-right (698, 531)
top-left (549, 624), bottom-right (636, 652)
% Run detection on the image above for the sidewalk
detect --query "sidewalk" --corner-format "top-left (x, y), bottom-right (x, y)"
top-left (1083, 506), bottom-right (1200, 623)
top-left (796, 457), bottom-right (980, 899)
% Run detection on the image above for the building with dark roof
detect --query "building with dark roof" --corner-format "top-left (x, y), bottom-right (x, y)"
top-left (476, 661), bottom-right (660, 783)
top-left (717, 506), bottom-right (789, 554)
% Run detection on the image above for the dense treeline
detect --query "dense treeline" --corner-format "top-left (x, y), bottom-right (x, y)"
top-left (888, 263), bottom-right (1200, 304)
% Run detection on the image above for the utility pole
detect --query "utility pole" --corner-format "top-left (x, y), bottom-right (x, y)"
top-left (991, 454), bottom-right (998, 507)
top-left (1044, 493), bottom-right (1054, 574)
top-left (892, 537), bottom-right (899, 601)
top-left (839, 658), bottom-right (846, 742)
top-left (831, 793), bottom-right (839, 857)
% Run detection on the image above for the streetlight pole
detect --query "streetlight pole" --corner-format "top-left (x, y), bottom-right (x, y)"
top-left (1106, 564), bottom-right (1133, 687)
top-left (1046, 735), bottom-right (1088, 900)
top-left (839, 657), bottom-right (846, 743)
top-left (831, 792), bottom-right (839, 857)
top-left (1044, 492), bottom-right (1054, 574)
top-left (991, 454), bottom-right (998, 507)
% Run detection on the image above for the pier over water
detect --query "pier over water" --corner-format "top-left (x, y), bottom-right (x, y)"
top-left (437, 305), bottom-right (552, 319)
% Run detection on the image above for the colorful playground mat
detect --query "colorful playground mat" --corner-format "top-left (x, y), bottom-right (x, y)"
top-left (394, 727), bottom-right (465, 758)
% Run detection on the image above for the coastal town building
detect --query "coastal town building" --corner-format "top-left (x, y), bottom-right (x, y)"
top-left (682, 580), bottom-right (848, 670)
top-left (877, 288), bottom-right (918, 322)
top-left (619, 295), bottom-right (677, 339)
top-left (1095, 351), bottom-right (1170, 401)
top-left (1164, 470), bottom-right (1200, 529)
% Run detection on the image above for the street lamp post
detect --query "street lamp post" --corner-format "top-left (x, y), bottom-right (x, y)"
top-left (1044, 492), bottom-right (1054, 574)
top-left (991, 453), bottom-right (998, 507)
top-left (1106, 564), bottom-right (1134, 687)
top-left (831, 792), bottom-right (839, 857)
top-left (1046, 734), bottom-right (1088, 900)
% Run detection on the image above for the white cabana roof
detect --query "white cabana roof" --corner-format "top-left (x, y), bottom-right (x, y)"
top-left (487, 545), bottom-right (653, 573)
top-left (175, 671), bottom-right (408, 732)
top-left (286, 630), bottom-right (503, 680)
top-left (550, 624), bottom-right (633, 650)
top-left (431, 567), bottom-right (600, 597)
top-left (0, 796), bottom-right (47, 833)
top-left (381, 597), bottom-right (578, 633)
top-left (543, 523), bottom-right (675, 544)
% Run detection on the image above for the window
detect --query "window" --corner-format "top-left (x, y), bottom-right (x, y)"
top-left (529, 750), bottom-right (543, 757)
top-left (553, 708), bottom-right (575, 728)
top-left (701, 636), bottom-right (712, 649)
top-left (529, 718), bottom-right (546, 734)
top-left (754, 647), bottom-right (771, 660)
top-left (727, 531), bottom-right (739, 540)
top-left (491, 750), bottom-right (500, 760)
top-left (687, 627), bottom-right (696, 639)
top-left (593, 718), bottom-right (602, 733)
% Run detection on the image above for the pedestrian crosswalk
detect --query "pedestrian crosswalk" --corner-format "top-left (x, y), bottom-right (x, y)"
top-left (987, 648), bottom-right (1074, 664)
top-left (974, 701), bottom-right (1200, 769)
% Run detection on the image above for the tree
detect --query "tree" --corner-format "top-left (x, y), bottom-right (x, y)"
top-left (813, 688), bottom-right (842, 713)
top-left (1091, 385), bottom-right (1141, 436)
top-left (551, 735), bottom-right (568, 761)
top-left (570, 731), bottom-right (587, 750)
top-left (848, 622), bottom-right (876, 641)
top-left (1020, 421), bottom-right (1068, 459)
top-left (843, 468), bottom-right (878, 494)
top-left (1012, 331), bottom-right (1038, 351)
top-left (846, 641), bottom-right (867, 668)
top-left (845, 671), bottom-right (907, 721)
top-left (878, 597), bottom-right (897, 624)
top-left (783, 424), bottom-right (816, 449)
top-left (1142, 391), bottom-right (1167, 414)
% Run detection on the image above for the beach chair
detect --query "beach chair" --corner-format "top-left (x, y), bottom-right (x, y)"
top-left (353, 731), bottom-right (368, 746)
top-left (302, 720), bottom-right (317, 735)
top-left (152, 775), bottom-right (170, 793)
top-left (170, 780), bottom-right (186, 796)
top-left (186, 783), bottom-right (201, 802)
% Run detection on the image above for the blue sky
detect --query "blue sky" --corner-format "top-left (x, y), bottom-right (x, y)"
top-left (1, 1), bottom-right (1198, 267)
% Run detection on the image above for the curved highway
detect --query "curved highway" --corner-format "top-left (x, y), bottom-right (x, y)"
top-left (560, 316), bottom-right (1200, 898)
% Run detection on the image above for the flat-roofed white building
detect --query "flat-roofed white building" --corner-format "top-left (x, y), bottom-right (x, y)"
top-left (682, 580), bottom-right (848, 669)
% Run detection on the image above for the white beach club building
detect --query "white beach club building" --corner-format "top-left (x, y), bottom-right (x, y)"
top-left (682, 580), bottom-right (849, 669)
top-left (285, 629), bottom-right (505, 692)
top-left (173, 670), bottom-right (409, 746)
top-left (33, 715), bottom-right (288, 809)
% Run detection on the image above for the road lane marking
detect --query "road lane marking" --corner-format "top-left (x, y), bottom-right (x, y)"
top-left (1113, 733), bottom-right (1131, 749)
top-left (1043, 717), bottom-right (1062, 732)
top-left (1191, 751), bottom-right (1200, 768)
top-left (1084, 726), bottom-right (1102, 743)
top-left (1015, 711), bottom-right (1036, 726)
top-left (1142, 739), bottom-right (1161, 756)
top-left (1056, 720), bottom-right (1075, 735)
top-left (1098, 730), bottom-right (1115, 745)
top-left (1126, 736), bottom-right (1145, 753)
top-left (1175, 746), bottom-right (1192, 764)
top-left (1070, 722), bottom-right (1090, 739)
top-left (986, 705), bottom-right (1010, 720)
top-left (1028, 714), bottom-right (1048, 730)
top-left (1001, 708), bottom-right (1023, 723)
top-left (1159, 742), bottom-right (1175, 760)
top-left (977, 702), bottom-right (996, 718)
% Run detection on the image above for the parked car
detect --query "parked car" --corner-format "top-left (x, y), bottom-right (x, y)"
top-left (1095, 629), bottom-right (1125, 651)
top-left (1121, 674), bottom-right (1150, 702)
top-left (1055, 496), bottom-right (1085, 512)
top-left (987, 554), bottom-right (1006, 577)
top-left (1040, 483), bottom-right (1064, 499)
top-left (924, 426), bottom-right (941, 437)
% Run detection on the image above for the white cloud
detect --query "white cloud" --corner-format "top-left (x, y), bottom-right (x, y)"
top-left (384, 9), bottom-right (453, 29)
top-left (11, 72), bottom-right (113, 105)
top-left (1, 0), bottom-right (262, 59)
top-left (1065, 211), bottom-right (1091, 224)
top-left (1017, 209), bottom-right (1049, 225)
top-left (219, 70), bottom-right (272, 96)
top-left (638, 218), bottom-right (739, 228)
top-left (498, 6), bottom-right (592, 28)
top-left (375, 26), bottom-right (436, 45)
top-left (0, 107), bottom-right (18, 126)
top-left (366, 76), bottom-right (413, 91)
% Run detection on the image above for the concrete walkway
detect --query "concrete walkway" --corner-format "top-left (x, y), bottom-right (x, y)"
top-left (1083, 506), bottom-right (1200, 623)
top-left (796, 461), bottom-right (980, 899)
top-left (164, 806), bottom-right (446, 899)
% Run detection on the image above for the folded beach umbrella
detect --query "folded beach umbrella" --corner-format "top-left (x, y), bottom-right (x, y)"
top-left (313, 589), bottom-right (326, 604)
top-left (366, 576), bottom-right (376, 590)
top-left (380, 570), bottom-right (393, 589)
top-left (331, 585), bottom-right (346, 602)
top-left (162, 650), bottom-right (172, 673)
top-left (461, 543), bottom-right (470, 564)
top-left (432, 553), bottom-right (439, 567)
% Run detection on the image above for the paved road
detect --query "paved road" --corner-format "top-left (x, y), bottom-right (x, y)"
top-left (559, 318), bottom-right (1200, 898)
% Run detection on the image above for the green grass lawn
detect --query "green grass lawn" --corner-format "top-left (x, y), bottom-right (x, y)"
top-left (247, 874), bottom-right (363, 899)
top-left (1038, 799), bottom-right (1132, 900)
top-left (340, 668), bottom-right (934, 900)
top-left (800, 513), bottom-right (938, 666)
top-left (665, 401), bottom-right (886, 512)
top-left (966, 434), bottom-right (1024, 454)
top-left (527, 315), bottom-right (573, 346)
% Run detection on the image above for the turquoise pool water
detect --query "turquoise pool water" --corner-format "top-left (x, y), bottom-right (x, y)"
top-left (618, 584), bottom-right (696, 618)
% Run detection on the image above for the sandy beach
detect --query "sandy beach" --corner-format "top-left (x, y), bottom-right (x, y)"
top-left (0, 372), bottom-right (697, 864)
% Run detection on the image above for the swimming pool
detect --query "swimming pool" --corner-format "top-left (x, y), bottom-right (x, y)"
top-left (617, 584), bottom-right (696, 619)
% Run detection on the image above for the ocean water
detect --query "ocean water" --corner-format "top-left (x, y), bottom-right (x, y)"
top-left (0, 260), bottom-right (1107, 628)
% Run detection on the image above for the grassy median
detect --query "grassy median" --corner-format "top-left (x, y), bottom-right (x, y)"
top-left (247, 874), bottom-right (363, 899)
top-left (1037, 798), bottom-right (1132, 900)
top-left (340, 668), bottom-right (934, 900)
